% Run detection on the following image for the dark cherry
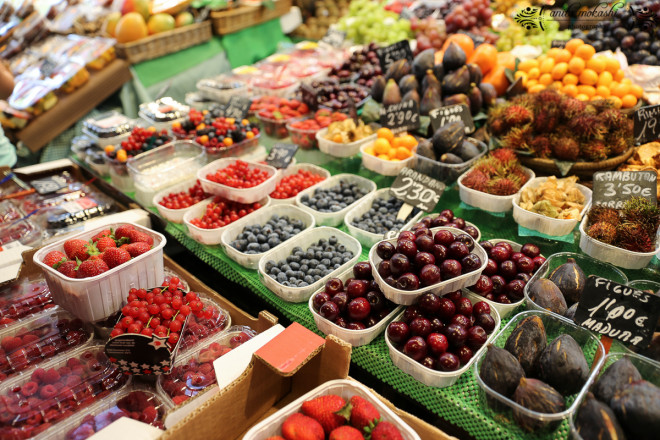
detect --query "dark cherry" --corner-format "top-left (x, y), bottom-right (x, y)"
top-left (426, 332), bottom-right (449, 355)
top-left (461, 253), bottom-right (482, 273)
top-left (484, 292), bottom-right (495, 301)
top-left (421, 356), bottom-right (437, 370)
top-left (419, 216), bottom-right (432, 227)
top-left (364, 316), bottom-right (379, 328)
top-left (403, 305), bottom-right (423, 323)
top-left (387, 321), bottom-right (410, 344)
top-left (464, 225), bottom-right (479, 240)
top-left (396, 240), bottom-right (417, 259)
top-left (500, 260), bottom-right (518, 280)
top-left (366, 290), bottom-right (385, 312)
top-left (397, 231), bottom-right (416, 242)
top-left (473, 301), bottom-right (491, 315)
top-left (475, 313), bottom-right (496, 333)
top-left (521, 243), bottom-right (541, 258)
top-left (516, 272), bottom-right (531, 283)
top-left (490, 246), bottom-right (511, 263)
top-left (448, 241), bottom-right (469, 259)
top-left (419, 264), bottom-right (442, 286)
top-left (496, 294), bottom-right (511, 304)
top-left (312, 292), bottom-right (330, 310)
top-left (353, 261), bottom-right (372, 279)
top-left (440, 259), bottom-right (462, 279)
top-left (347, 322), bottom-right (366, 330)
top-left (472, 275), bottom-right (493, 295)
top-left (483, 259), bottom-right (498, 276)
top-left (431, 215), bottom-right (450, 227)
top-left (377, 308), bottom-right (391, 320)
top-left (429, 317), bottom-right (445, 334)
top-left (377, 260), bottom-right (392, 278)
top-left (455, 234), bottom-right (474, 251)
top-left (414, 252), bottom-right (435, 267)
top-left (505, 279), bottom-right (526, 301)
top-left (532, 256), bottom-right (546, 270)
top-left (346, 279), bottom-right (368, 298)
top-left (320, 301), bottom-right (339, 321)
top-left (450, 314), bottom-right (471, 328)
top-left (410, 317), bottom-right (432, 338)
top-left (517, 256), bottom-right (535, 273)
top-left (403, 336), bottom-right (428, 361)
top-left (396, 273), bottom-right (420, 291)
top-left (495, 242), bottom-right (513, 253)
top-left (389, 253), bottom-right (411, 277)
top-left (348, 297), bottom-right (371, 321)
top-left (431, 244), bottom-right (448, 262)
top-left (437, 352), bottom-right (460, 371)
top-left (452, 217), bottom-right (466, 229)
top-left (415, 235), bottom-right (435, 253)
top-left (454, 297), bottom-right (473, 316)
top-left (445, 323), bottom-right (468, 347)
top-left (467, 326), bottom-right (488, 350)
top-left (418, 292), bottom-right (442, 315)
top-left (414, 227), bottom-right (432, 238)
top-left (345, 278), bottom-right (355, 287)
top-left (445, 222), bottom-right (459, 229)
top-left (376, 241), bottom-right (396, 260)
top-left (325, 278), bottom-right (344, 295)
top-left (384, 276), bottom-right (397, 286)
top-left (510, 252), bottom-right (525, 263)
top-left (331, 291), bottom-right (349, 313)
top-left (433, 230), bottom-right (455, 246)
top-left (436, 297), bottom-right (456, 320)
top-left (368, 279), bottom-right (380, 292)
top-left (444, 290), bottom-right (462, 302)
top-left (491, 275), bottom-right (506, 294)
top-left (440, 209), bottom-right (454, 221)
top-left (457, 345), bottom-right (474, 364)
top-left (479, 240), bottom-right (494, 254)
top-left (334, 317), bottom-right (348, 328)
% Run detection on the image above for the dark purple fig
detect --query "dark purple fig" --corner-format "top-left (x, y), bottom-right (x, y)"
top-left (611, 380), bottom-right (660, 439)
top-left (382, 78), bottom-right (402, 106)
top-left (442, 65), bottom-right (470, 96)
top-left (468, 85), bottom-right (483, 115)
top-left (413, 48), bottom-right (435, 80)
top-left (548, 258), bottom-right (586, 305)
top-left (528, 279), bottom-right (568, 315)
top-left (467, 63), bottom-right (483, 84)
top-left (398, 74), bottom-right (419, 96)
top-left (371, 75), bottom-right (386, 102)
top-left (538, 334), bottom-right (589, 396)
top-left (513, 378), bottom-right (566, 432)
top-left (442, 42), bottom-right (467, 72)
top-left (385, 59), bottom-right (412, 83)
top-left (420, 86), bottom-right (442, 116)
top-left (422, 69), bottom-right (441, 93)
top-left (479, 82), bottom-right (497, 108)
top-left (504, 315), bottom-right (547, 376)
top-left (442, 93), bottom-right (470, 107)
top-left (480, 345), bottom-right (525, 398)
top-left (575, 393), bottom-right (626, 440)
top-left (592, 356), bottom-right (642, 404)
top-left (402, 89), bottom-right (420, 105)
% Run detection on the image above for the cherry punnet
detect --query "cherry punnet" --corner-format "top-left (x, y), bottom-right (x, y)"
top-left (426, 332), bottom-right (449, 355)
top-left (438, 352), bottom-right (460, 371)
top-left (387, 321), bottom-right (410, 344)
top-left (376, 241), bottom-right (396, 260)
top-left (403, 336), bottom-right (428, 361)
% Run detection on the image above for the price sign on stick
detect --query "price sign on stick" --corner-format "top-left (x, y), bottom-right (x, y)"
top-left (633, 104), bottom-right (660, 145)
top-left (390, 167), bottom-right (445, 213)
top-left (429, 104), bottom-right (474, 133)
top-left (574, 276), bottom-right (660, 348)
top-left (376, 40), bottom-right (413, 72)
top-left (265, 143), bottom-right (298, 169)
top-left (592, 171), bottom-right (657, 209)
top-left (321, 28), bottom-right (346, 48)
top-left (380, 99), bottom-right (420, 133)
top-left (223, 96), bottom-right (251, 121)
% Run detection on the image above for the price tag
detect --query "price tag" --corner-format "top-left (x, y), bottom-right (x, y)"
top-left (380, 99), bottom-right (420, 133)
top-left (592, 171), bottom-right (657, 209)
top-left (321, 28), bottom-right (346, 48)
top-left (390, 167), bottom-right (445, 212)
top-left (223, 96), bottom-right (251, 121)
top-left (574, 276), bottom-right (660, 349)
top-left (376, 40), bottom-right (413, 72)
top-left (30, 175), bottom-right (68, 195)
top-left (40, 56), bottom-right (58, 78)
top-left (429, 104), bottom-right (474, 133)
top-left (633, 104), bottom-right (660, 145)
top-left (265, 143), bottom-right (298, 169)
top-left (300, 84), bottom-right (318, 111)
top-left (551, 40), bottom-right (567, 48)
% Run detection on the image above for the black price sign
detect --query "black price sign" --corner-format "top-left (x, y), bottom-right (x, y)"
top-left (574, 276), bottom-right (660, 348)
top-left (592, 171), bottom-right (657, 209)
top-left (301, 84), bottom-right (318, 111)
top-left (390, 167), bottom-right (445, 212)
top-left (633, 104), bottom-right (660, 145)
top-left (30, 175), bottom-right (69, 195)
top-left (223, 96), bottom-right (252, 121)
top-left (321, 28), bottom-right (346, 48)
top-left (380, 99), bottom-right (420, 133)
top-left (429, 104), bottom-right (474, 133)
top-left (376, 40), bottom-right (413, 72)
top-left (551, 40), bottom-right (567, 48)
top-left (265, 143), bottom-right (298, 169)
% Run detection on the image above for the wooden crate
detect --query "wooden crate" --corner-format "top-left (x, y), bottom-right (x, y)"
top-left (115, 21), bottom-right (213, 64)
top-left (211, 0), bottom-right (291, 35)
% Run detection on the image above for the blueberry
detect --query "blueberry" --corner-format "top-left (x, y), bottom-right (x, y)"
top-left (260, 243), bottom-right (270, 252)
top-left (290, 262), bottom-right (300, 271)
top-left (276, 272), bottom-right (287, 282)
top-left (265, 260), bottom-right (276, 271)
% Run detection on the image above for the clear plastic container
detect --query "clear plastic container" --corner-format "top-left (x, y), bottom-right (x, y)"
top-left (0, 344), bottom-right (131, 440)
top-left (344, 188), bottom-right (426, 249)
top-left (178, 298), bottom-right (231, 354)
top-left (197, 158), bottom-right (278, 204)
top-left (81, 111), bottom-right (134, 148)
top-left (138, 97), bottom-right (189, 132)
top-left (269, 163), bottom-right (331, 206)
top-left (205, 133), bottom-right (261, 162)
top-left (403, 213), bottom-right (481, 243)
top-left (0, 200), bottom-right (23, 225)
top-left (473, 310), bottom-right (605, 434)
top-left (0, 217), bottom-right (43, 249)
top-left (243, 379), bottom-right (421, 440)
top-left (104, 155), bottom-right (134, 192)
top-left (286, 118), bottom-right (320, 150)
top-left (220, 204), bottom-right (316, 270)
top-left (196, 77), bottom-right (247, 104)
top-left (512, 177), bottom-right (592, 237)
top-left (412, 138), bottom-right (488, 183)
top-left (579, 214), bottom-right (660, 270)
top-left (385, 290), bottom-right (500, 388)
top-left (458, 167), bottom-right (536, 213)
top-left (360, 142), bottom-right (416, 176)
top-left (0, 308), bottom-right (93, 384)
top-left (153, 178), bottom-right (212, 224)
top-left (316, 127), bottom-right (377, 158)
top-left (308, 268), bottom-right (404, 347)
top-left (0, 277), bottom-right (55, 330)
top-left (127, 140), bottom-right (206, 207)
top-left (257, 112), bottom-right (296, 139)
top-left (33, 223), bottom-right (166, 322)
top-left (294, 173), bottom-right (377, 227)
top-left (258, 227), bottom-right (362, 303)
top-left (369, 227), bottom-right (488, 305)
top-left (524, 252), bottom-right (629, 320)
top-left (628, 279), bottom-right (660, 293)
top-left (252, 79), bottom-right (300, 99)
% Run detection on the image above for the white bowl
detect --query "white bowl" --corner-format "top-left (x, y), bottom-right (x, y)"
top-left (153, 178), bottom-right (210, 224)
top-left (360, 142), bottom-right (415, 176)
top-left (183, 196), bottom-right (270, 246)
top-left (386, 290), bottom-right (500, 388)
top-left (513, 177), bottom-right (592, 237)
top-left (269, 163), bottom-right (331, 205)
top-left (369, 227), bottom-right (488, 305)
top-left (295, 173), bottom-right (376, 227)
top-left (220, 204), bottom-right (316, 270)
top-left (344, 188), bottom-right (425, 249)
top-left (316, 127), bottom-right (377, 158)
top-left (258, 227), bottom-right (361, 303)
top-left (197, 158), bottom-right (278, 204)
top-left (308, 268), bottom-right (404, 347)
top-left (458, 166), bottom-right (535, 213)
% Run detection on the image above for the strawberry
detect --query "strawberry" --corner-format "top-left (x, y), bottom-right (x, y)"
top-left (95, 237), bottom-right (117, 252)
top-left (89, 253), bottom-right (105, 261)
top-left (345, 396), bottom-right (380, 432)
top-left (126, 230), bottom-right (154, 245)
top-left (91, 229), bottom-right (112, 242)
top-left (77, 260), bottom-right (109, 278)
top-left (114, 224), bottom-right (135, 241)
top-left (370, 421), bottom-right (403, 440)
top-left (1, 336), bottom-right (23, 352)
top-left (329, 426), bottom-right (364, 440)
top-left (63, 239), bottom-right (92, 261)
top-left (281, 413), bottom-right (324, 440)
top-left (43, 251), bottom-right (67, 268)
top-left (126, 242), bottom-right (151, 257)
top-left (102, 248), bottom-right (131, 269)
top-left (301, 394), bottom-right (347, 435)
top-left (57, 260), bottom-right (79, 278)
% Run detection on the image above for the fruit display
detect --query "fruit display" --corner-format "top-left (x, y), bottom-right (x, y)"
top-left (350, 196), bottom-right (418, 236)
top-left (0, 278), bottom-right (54, 328)
top-left (103, 126), bottom-right (172, 163)
top-left (443, 0), bottom-right (495, 43)
top-left (584, 197), bottom-right (660, 253)
top-left (299, 180), bottom-right (369, 213)
top-left (158, 179), bottom-right (210, 210)
top-left (323, 118), bottom-right (374, 144)
top-left (171, 108), bottom-right (259, 153)
top-left (205, 160), bottom-right (271, 189)
top-left (288, 110), bottom-right (348, 149)
top-left (618, 142), bottom-right (660, 199)
top-left (188, 196), bottom-right (264, 230)
top-left (270, 170), bottom-right (327, 200)
top-left (496, 16), bottom-right (571, 53)
top-left (139, 97), bottom-right (189, 123)
top-left (40, 224), bottom-right (154, 279)
top-left (105, 0), bottom-right (196, 44)
top-left (335, 0), bottom-right (412, 45)
top-left (409, 212), bottom-right (481, 241)
top-left (518, 176), bottom-right (587, 220)
top-left (387, 290), bottom-right (497, 372)
top-left (179, 299), bottom-right (229, 352)
top-left (470, 240), bottom-right (544, 305)
top-left (328, 43), bottom-right (382, 87)
top-left (229, 215), bottom-right (307, 255)
top-left (363, 128), bottom-right (418, 162)
top-left (489, 90), bottom-right (634, 162)
top-left (461, 150), bottom-right (531, 196)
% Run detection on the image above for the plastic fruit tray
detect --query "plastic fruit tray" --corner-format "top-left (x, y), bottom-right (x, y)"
top-left (458, 167), bottom-right (535, 213)
top-left (360, 142), bottom-right (416, 176)
top-left (153, 178), bottom-right (212, 224)
top-left (412, 138), bottom-right (488, 184)
top-left (81, 111), bottom-right (134, 148)
top-left (286, 118), bottom-right (320, 150)
top-left (257, 112), bottom-right (297, 139)
top-left (197, 158), bottom-right (278, 205)
top-left (402, 212), bottom-right (481, 242)
top-left (316, 128), bottom-right (377, 158)
top-left (270, 163), bottom-right (331, 206)
top-left (178, 298), bottom-right (231, 354)
top-left (0, 277), bottom-right (55, 330)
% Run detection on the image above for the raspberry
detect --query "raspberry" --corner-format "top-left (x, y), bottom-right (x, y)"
top-left (31, 368), bottom-right (46, 383)
top-left (39, 384), bottom-right (58, 399)
top-left (21, 381), bottom-right (38, 397)
top-left (41, 369), bottom-right (60, 384)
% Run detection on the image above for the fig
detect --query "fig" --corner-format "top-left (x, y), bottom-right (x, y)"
top-left (575, 393), bottom-right (626, 440)
top-left (413, 48), bottom-right (435, 81)
top-left (504, 315), bottom-right (546, 376)
top-left (453, 139), bottom-right (481, 161)
top-left (480, 345), bottom-right (525, 398)
top-left (592, 356), bottom-right (641, 404)
top-left (611, 380), bottom-right (660, 439)
top-left (371, 76), bottom-right (386, 103)
top-left (399, 74), bottom-right (419, 96)
top-left (382, 79), bottom-right (402, 106)
top-left (528, 279), bottom-right (568, 316)
top-left (420, 87), bottom-right (442, 116)
top-left (440, 153), bottom-right (463, 164)
top-left (564, 302), bottom-right (578, 322)
top-left (442, 65), bottom-right (470, 96)
top-left (548, 258), bottom-right (586, 305)
top-left (422, 69), bottom-right (441, 94)
top-left (479, 83), bottom-right (497, 108)
top-left (467, 63), bottom-right (483, 85)
top-left (385, 59), bottom-right (411, 83)
top-left (432, 120), bottom-right (465, 157)
top-left (443, 93), bottom-right (469, 107)
top-left (416, 138), bottom-right (435, 160)
top-left (402, 89), bottom-right (420, 105)
top-left (468, 85), bottom-right (483, 116)
top-left (442, 42), bottom-right (467, 72)
top-left (432, 63), bottom-right (444, 83)
top-left (513, 378), bottom-right (566, 432)
top-left (538, 334), bottom-right (589, 396)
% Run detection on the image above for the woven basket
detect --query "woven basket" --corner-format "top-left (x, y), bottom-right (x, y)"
top-left (211, 0), bottom-right (291, 35)
top-left (518, 147), bottom-right (635, 178)
top-left (115, 21), bottom-right (212, 64)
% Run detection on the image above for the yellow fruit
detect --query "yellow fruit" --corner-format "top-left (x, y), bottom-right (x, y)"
top-left (374, 138), bottom-right (391, 155)
top-left (364, 145), bottom-right (376, 156)
top-left (615, 69), bottom-right (625, 81)
top-left (527, 67), bottom-right (540, 80)
top-left (597, 71), bottom-right (613, 87)
top-left (115, 12), bottom-right (148, 43)
top-left (175, 11), bottom-right (194, 27)
top-left (565, 38), bottom-right (585, 54)
top-left (147, 13), bottom-right (175, 35)
top-left (555, 49), bottom-right (572, 63)
top-left (621, 94), bottom-right (637, 108)
top-left (577, 85), bottom-right (596, 97)
top-left (595, 85), bottom-right (610, 98)
top-left (538, 73), bottom-right (553, 86)
top-left (620, 78), bottom-right (632, 85)
top-left (563, 84), bottom-right (578, 97)
top-left (547, 48), bottom-right (561, 60)
top-left (563, 73), bottom-right (579, 85)
top-left (605, 57), bottom-right (620, 74)
top-left (579, 69), bottom-right (598, 86)
top-left (540, 58), bottom-right (555, 74)
top-left (586, 57), bottom-right (606, 74)
top-left (377, 127), bottom-right (394, 142)
top-left (630, 84), bottom-right (643, 99)
top-left (551, 62), bottom-right (568, 80)
top-left (526, 79), bottom-right (539, 89)
top-left (612, 83), bottom-right (630, 98)
top-left (514, 71), bottom-right (528, 86)
top-left (396, 147), bottom-right (412, 160)
top-left (568, 57), bottom-right (585, 75)
top-left (517, 59), bottom-right (539, 72)
top-left (575, 44), bottom-right (596, 60)
top-left (121, 0), bottom-right (150, 20)
top-left (378, 154), bottom-right (389, 160)
top-left (104, 12), bottom-right (121, 37)
top-left (575, 94), bottom-right (590, 101)
top-left (529, 84), bottom-right (545, 94)
top-left (552, 81), bottom-right (563, 89)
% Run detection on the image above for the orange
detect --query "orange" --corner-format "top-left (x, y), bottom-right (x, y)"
top-left (621, 94), bottom-right (637, 108)
top-left (562, 73), bottom-right (579, 86)
top-left (595, 85), bottom-right (611, 98)
top-left (377, 127), bottom-right (394, 142)
top-left (608, 96), bottom-right (623, 109)
top-left (364, 145), bottom-right (376, 156)
top-left (565, 38), bottom-right (585, 54)
top-left (442, 34), bottom-right (475, 59)
top-left (552, 81), bottom-right (563, 89)
top-left (529, 84), bottom-right (545, 94)
top-left (514, 71), bottom-right (528, 86)
top-left (577, 85), bottom-right (596, 97)
top-left (526, 79), bottom-right (538, 89)
top-left (575, 93), bottom-right (590, 101)
top-left (605, 57), bottom-right (620, 74)
top-left (597, 71), bottom-right (613, 87)
top-left (574, 44), bottom-right (596, 60)
top-left (630, 84), bottom-right (644, 99)
top-left (115, 12), bottom-right (148, 43)
top-left (497, 52), bottom-right (516, 70)
top-left (518, 59), bottom-right (539, 73)
top-left (615, 69), bottom-right (625, 81)
top-left (378, 154), bottom-right (389, 160)
top-left (555, 49), bottom-right (572, 63)
top-left (396, 147), bottom-right (412, 160)
top-left (620, 78), bottom-right (632, 85)
top-left (388, 148), bottom-right (398, 159)
top-left (468, 43), bottom-right (498, 75)
top-left (246, 131), bottom-right (254, 139)
top-left (399, 134), bottom-right (418, 149)
top-left (586, 56), bottom-right (606, 74)
top-left (611, 83), bottom-right (630, 98)
top-left (539, 73), bottom-right (553, 86)
top-left (579, 69), bottom-right (598, 86)
top-left (540, 58), bottom-right (555, 74)
top-left (547, 48), bottom-right (561, 60)
top-left (563, 84), bottom-right (578, 97)
top-left (482, 65), bottom-right (509, 96)
top-left (551, 62), bottom-right (568, 80)
top-left (374, 138), bottom-right (391, 155)
top-left (568, 57), bottom-right (585, 75)
top-left (223, 137), bottom-right (233, 146)
top-left (527, 67), bottom-right (540, 80)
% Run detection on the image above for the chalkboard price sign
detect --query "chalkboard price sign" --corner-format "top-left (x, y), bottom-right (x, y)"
top-left (429, 104), bottom-right (474, 133)
top-left (376, 40), bottom-right (413, 72)
top-left (223, 96), bottom-right (252, 121)
top-left (574, 276), bottom-right (660, 348)
top-left (390, 167), bottom-right (446, 212)
top-left (380, 99), bottom-right (420, 133)
top-left (265, 143), bottom-right (298, 169)
top-left (592, 171), bottom-right (657, 209)
top-left (321, 28), bottom-right (346, 48)
top-left (633, 104), bottom-right (660, 145)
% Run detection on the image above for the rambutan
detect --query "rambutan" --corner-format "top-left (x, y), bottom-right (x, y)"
top-left (487, 104), bottom-right (508, 135)
top-left (607, 132), bottom-right (631, 155)
top-left (581, 140), bottom-right (610, 162)
top-left (534, 89), bottom-right (563, 107)
top-left (512, 94), bottom-right (536, 110)
top-left (552, 136), bottom-right (580, 161)
top-left (504, 105), bottom-right (534, 128)
top-left (589, 98), bottom-right (616, 113)
top-left (568, 114), bottom-right (606, 140)
top-left (588, 206), bottom-right (620, 227)
top-left (488, 176), bottom-right (522, 196)
top-left (501, 124), bottom-right (532, 151)
top-left (471, 156), bottom-right (500, 177)
top-left (509, 166), bottom-right (530, 185)
top-left (599, 108), bottom-right (627, 131)
top-left (587, 221), bottom-right (617, 244)
top-left (533, 105), bottom-right (560, 133)
top-left (462, 169), bottom-right (490, 193)
top-left (530, 135), bottom-right (552, 158)
top-left (559, 97), bottom-right (586, 121)
top-left (621, 196), bottom-right (660, 236)
top-left (491, 148), bottom-right (517, 163)
top-left (615, 222), bottom-right (656, 253)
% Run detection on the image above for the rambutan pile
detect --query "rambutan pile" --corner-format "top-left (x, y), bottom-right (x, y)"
top-left (488, 90), bottom-right (633, 163)
top-left (461, 151), bottom-right (530, 196)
